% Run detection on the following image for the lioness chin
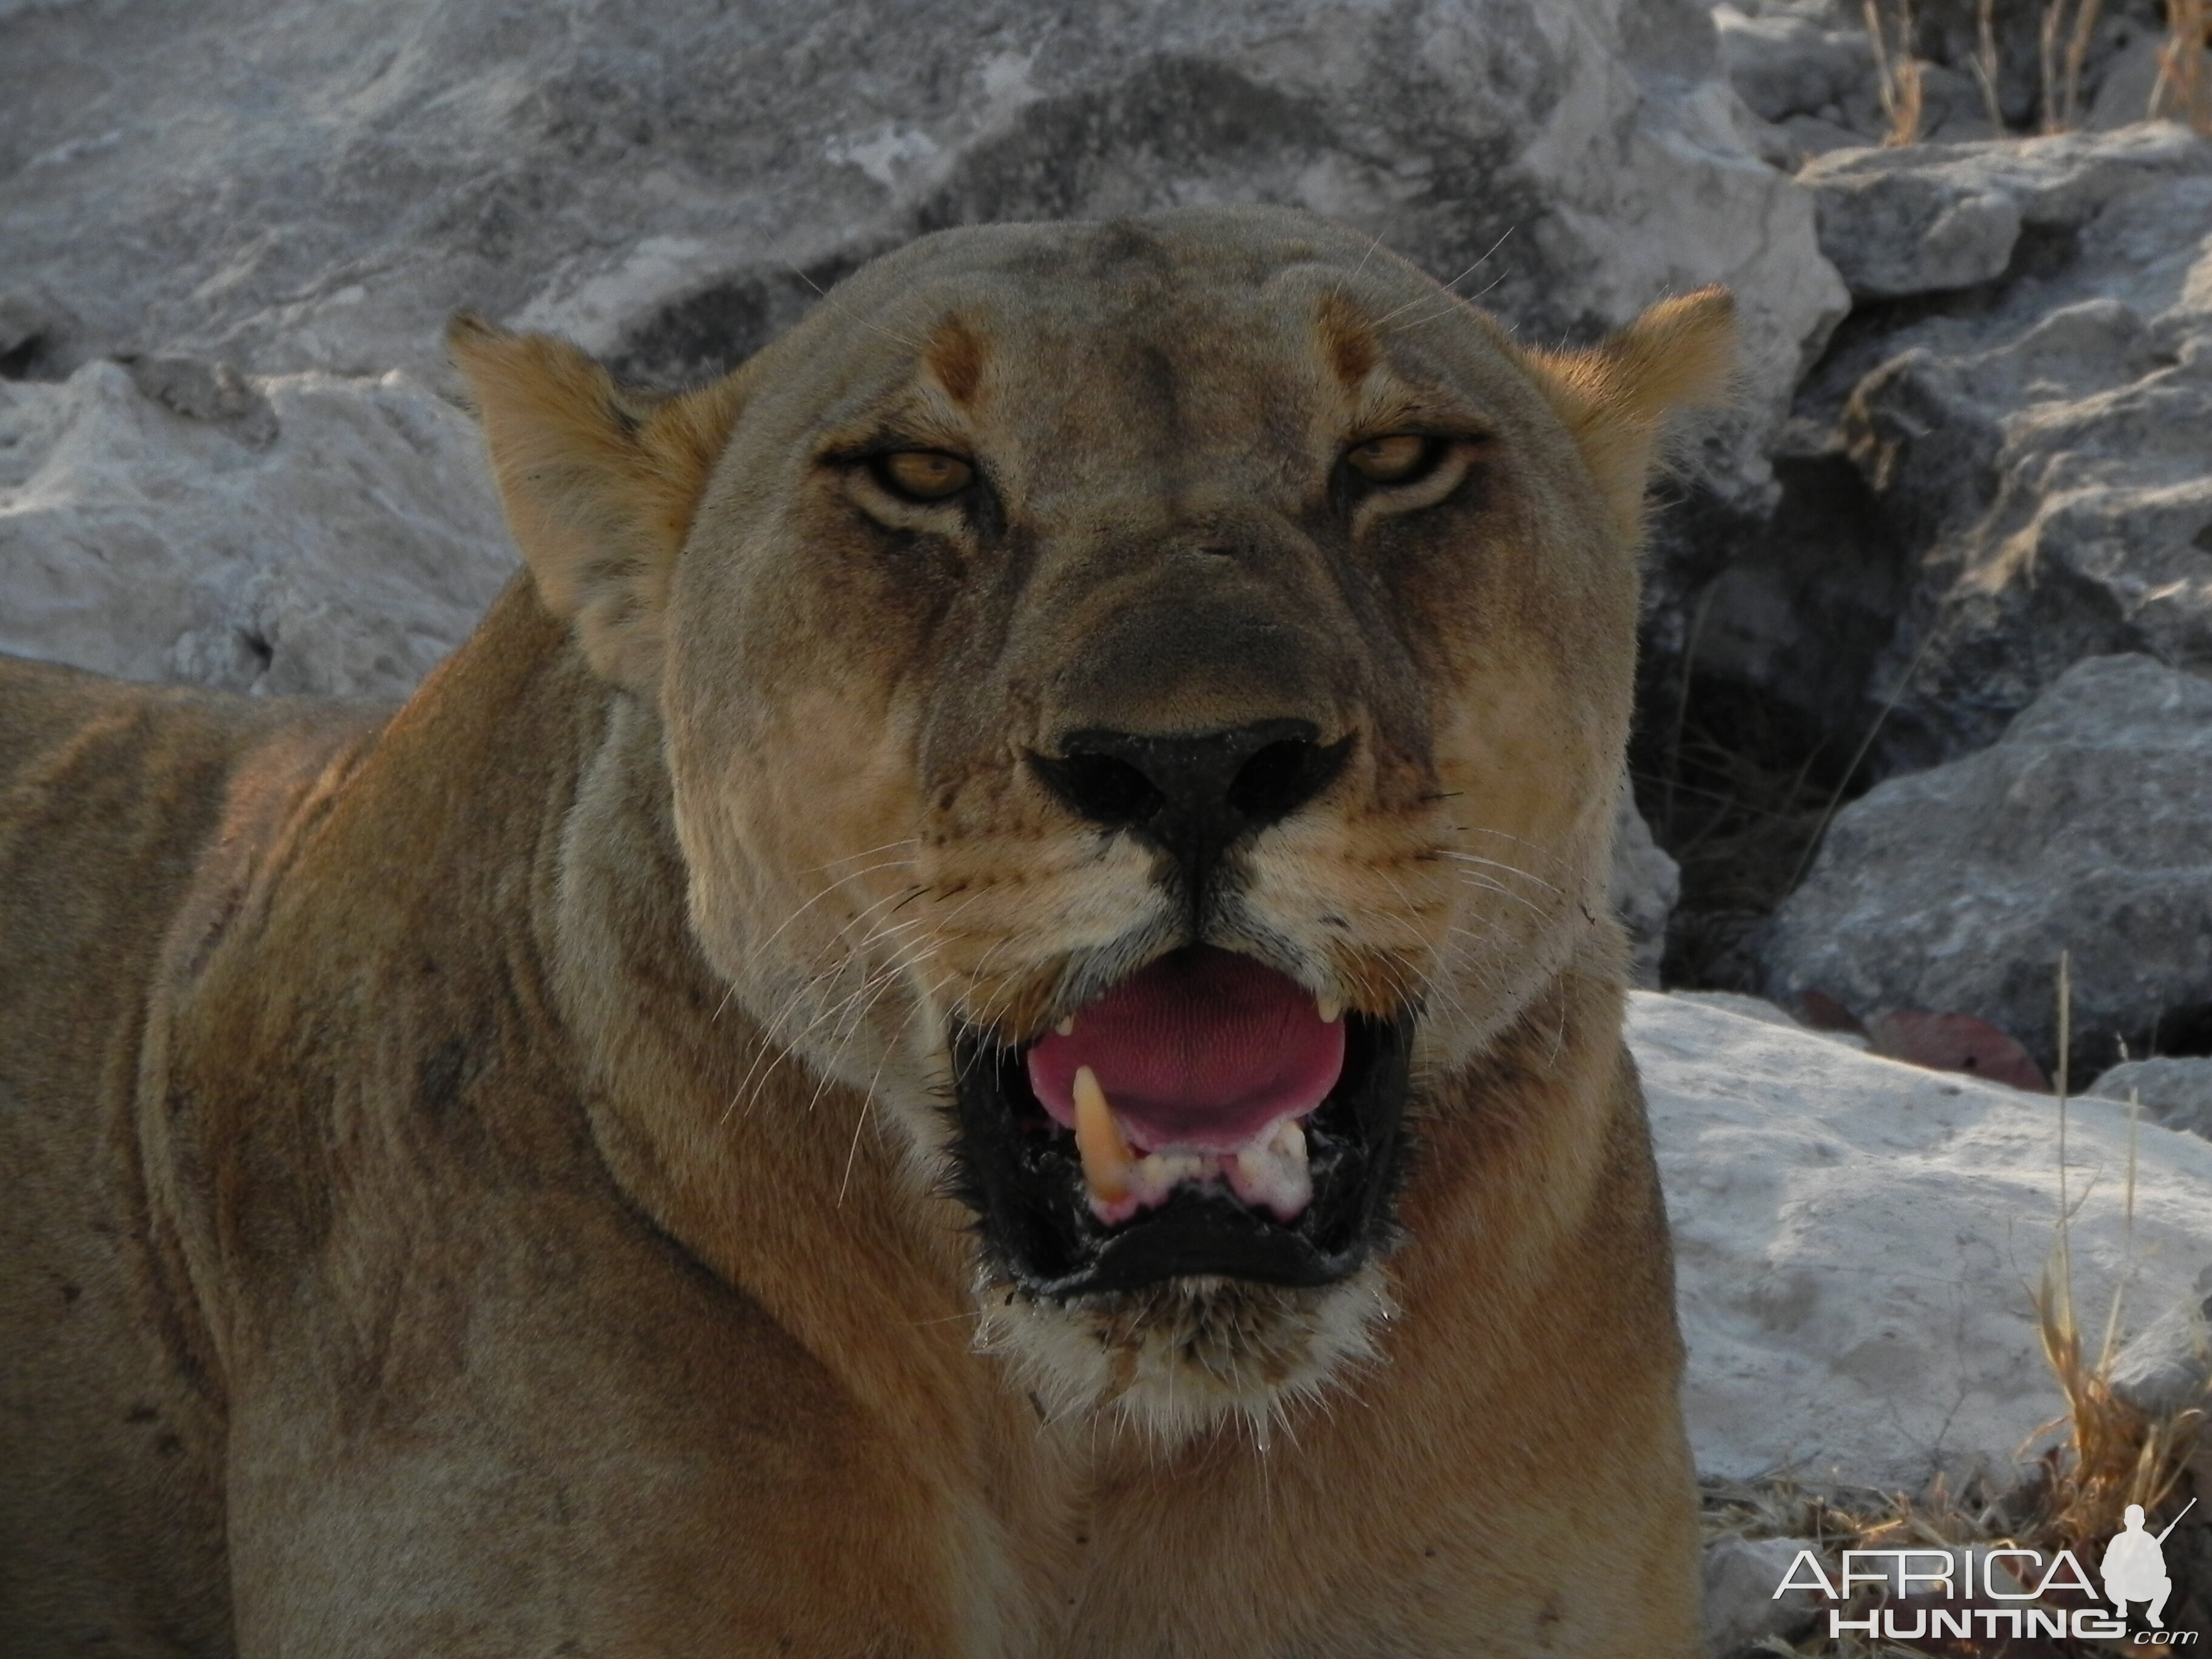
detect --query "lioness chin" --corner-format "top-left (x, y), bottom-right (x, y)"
top-left (1, 206), bottom-right (1729, 1657)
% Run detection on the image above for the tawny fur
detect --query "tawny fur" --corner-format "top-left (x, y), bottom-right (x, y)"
top-left (1, 207), bottom-right (1731, 1657)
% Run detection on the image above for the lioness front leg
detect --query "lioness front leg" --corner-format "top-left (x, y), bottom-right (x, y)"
top-left (210, 1182), bottom-right (1017, 1657)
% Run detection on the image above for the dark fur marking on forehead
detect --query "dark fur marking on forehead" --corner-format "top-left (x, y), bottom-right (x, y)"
top-left (1087, 218), bottom-right (1175, 281)
top-left (925, 317), bottom-right (988, 407)
top-left (1315, 292), bottom-right (1378, 387)
top-left (1126, 338), bottom-right (1187, 506)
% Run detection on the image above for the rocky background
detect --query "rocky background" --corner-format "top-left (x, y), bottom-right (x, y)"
top-left (7, 0), bottom-right (2212, 1643)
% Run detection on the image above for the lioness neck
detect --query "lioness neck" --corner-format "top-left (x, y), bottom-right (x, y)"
top-left (541, 625), bottom-right (1030, 1449)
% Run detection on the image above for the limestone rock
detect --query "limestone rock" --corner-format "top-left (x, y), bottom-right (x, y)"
top-left (1669, 988), bottom-right (1870, 1047)
top-left (2091, 1057), bottom-right (2212, 1141)
top-left (1669, 988), bottom-right (1801, 1030)
top-left (2105, 1275), bottom-right (2212, 1421)
top-left (0, 360), bottom-right (513, 698)
top-left (0, 290), bottom-right (70, 379)
top-left (1711, 2), bottom-right (2008, 161)
top-left (1713, 4), bottom-right (1880, 133)
top-left (1635, 991), bottom-right (2212, 1489)
top-left (1799, 124), bottom-right (2211, 299)
top-left (1739, 125), bottom-right (2212, 773)
top-left (1701, 1533), bottom-right (1822, 1654)
top-left (1761, 655), bottom-right (2212, 1081)
top-left (1805, 159), bottom-right (2022, 298)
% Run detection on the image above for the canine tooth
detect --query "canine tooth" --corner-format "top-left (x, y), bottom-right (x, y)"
top-left (1073, 1065), bottom-right (1133, 1203)
top-left (1317, 993), bottom-right (1344, 1024)
top-left (1055, 1016), bottom-right (1074, 1037)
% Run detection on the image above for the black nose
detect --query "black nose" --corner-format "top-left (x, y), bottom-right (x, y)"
top-left (1030, 719), bottom-right (1353, 890)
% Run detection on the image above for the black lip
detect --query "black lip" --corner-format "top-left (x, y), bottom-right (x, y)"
top-left (947, 1009), bottom-right (1414, 1298)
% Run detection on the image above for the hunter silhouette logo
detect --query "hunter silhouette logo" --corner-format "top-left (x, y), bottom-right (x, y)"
top-left (1774, 1499), bottom-right (2200, 1644)
top-left (2104, 1501), bottom-right (2189, 1632)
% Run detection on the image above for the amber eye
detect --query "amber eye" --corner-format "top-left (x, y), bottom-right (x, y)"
top-left (873, 450), bottom-right (974, 501)
top-left (1344, 434), bottom-right (1436, 485)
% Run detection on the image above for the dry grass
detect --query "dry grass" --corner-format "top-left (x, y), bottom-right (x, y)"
top-left (1699, 956), bottom-right (2209, 1655)
top-left (1704, 1332), bottom-right (2202, 1654)
top-left (2040, 0), bottom-right (2105, 132)
top-left (1638, 676), bottom-right (1855, 993)
top-left (2151, 0), bottom-right (2212, 133)
top-left (1861, 0), bottom-right (2207, 144)
top-left (2031, 957), bottom-right (2205, 1553)
top-left (1971, 0), bottom-right (2008, 132)
top-left (1865, 0), bottom-right (1928, 146)
top-left (2032, 1285), bottom-right (2202, 1551)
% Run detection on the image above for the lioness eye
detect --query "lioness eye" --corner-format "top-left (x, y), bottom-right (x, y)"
top-left (1344, 434), bottom-right (1436, 485)
top-left (875, 450), bottom-right (974, 501)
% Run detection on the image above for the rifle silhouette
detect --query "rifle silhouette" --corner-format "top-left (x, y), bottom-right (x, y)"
top-left (2156, 1498), bottom-right (2198, 1545)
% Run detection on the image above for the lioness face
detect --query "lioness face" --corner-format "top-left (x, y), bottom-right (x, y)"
top-left (458, 207), bottom-right (1729, 1441)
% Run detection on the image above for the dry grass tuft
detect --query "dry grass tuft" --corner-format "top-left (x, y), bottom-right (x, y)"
top-left (2031, 1284), bottom-right (2202, 1550)
top-left (1864, 0), bottom-right (1928, 146)
top-left (1971, 0), bottom-right (2006, 132)
top-left (2152, 0), bottom-right (2212, 133)
top-left (1854, 0), bottom-right (2207, 144)
top-left (2028, 958), bottom-right (2204, 1553)
top-left (2040, 0), bottom-right (2104, 132)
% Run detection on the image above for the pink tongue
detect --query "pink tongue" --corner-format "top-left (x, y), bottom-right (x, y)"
top-left (1026, 947), bottom-right (1345, 1155)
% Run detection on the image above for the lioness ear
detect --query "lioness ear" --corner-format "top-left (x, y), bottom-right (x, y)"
top-left (1517, 286), bottom-right (1735, 544)
top-left (447, 313), bottom-right (748, 692)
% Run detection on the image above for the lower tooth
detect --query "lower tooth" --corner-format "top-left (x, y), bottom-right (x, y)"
top-left (1232, 1119), bottom-right (1312, 1218)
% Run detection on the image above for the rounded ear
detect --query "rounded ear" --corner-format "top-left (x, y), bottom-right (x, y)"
top-left (447, 313), bottom-right (748, 694)
top-left (1515, 286), bottom-right (1737, 545)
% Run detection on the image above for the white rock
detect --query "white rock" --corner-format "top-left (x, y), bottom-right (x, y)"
top-left (2089, 27), bottom-right (2212, 134)
top-left (1761, 654), bottom-right (2212, 1083)
top-left (2105, 1276), bottom-right (2212, 1419)
top-left (1701, 1533), bottom-right (1822, 1654)
top-left (1713, 4), bottom-right (1875, 130)
top-left (0, 360), bottom-right (513, 697)
top-left (1711, 1), bottom-right (2005, 156)
top-left (1800, 123), bottom-right (2212, 300)
top-left (1634, 991), bottom-right (2212, 1490)
top-left (1669, 988), bottom-right (1794, 1027)
top-left (2091, 1057), bottom-right (2212, 1142)
top-left (1669, 988), bottom-right (1871, 1047)
top-left (1680, 124), bottom-right (2212, 777)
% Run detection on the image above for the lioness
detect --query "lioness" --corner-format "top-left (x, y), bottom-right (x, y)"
top-left (0, 207), bottom-right (1730, 1657)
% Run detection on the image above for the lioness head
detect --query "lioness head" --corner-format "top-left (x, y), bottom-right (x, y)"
top-left (453, 207), bottom-right (1729, 1444)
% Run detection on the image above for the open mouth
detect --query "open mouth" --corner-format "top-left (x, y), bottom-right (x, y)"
top-left (949, 947), bottom-right (1415, 1298)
